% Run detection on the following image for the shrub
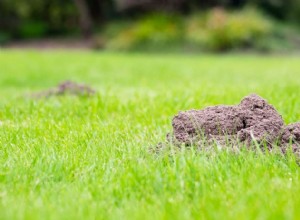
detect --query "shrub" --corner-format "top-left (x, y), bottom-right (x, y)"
top-left (101, 8), bottom-right (292, 52)
top-left (186, 8), bottom-right (273, 51)
top-left (104, 14), bottom-right (184, 50)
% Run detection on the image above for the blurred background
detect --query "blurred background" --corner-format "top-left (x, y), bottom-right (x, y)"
top-left (1, 0), bottom-right (300, 52)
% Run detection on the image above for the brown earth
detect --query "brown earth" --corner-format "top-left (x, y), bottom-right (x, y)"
top-left (32, 81), bottom-right (96, 98)
top-left (281, 122), bottom-right (300, 156)
top-left (162, 94), bottom-right (300, 156)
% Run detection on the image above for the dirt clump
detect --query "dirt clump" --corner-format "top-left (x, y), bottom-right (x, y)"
top-left (161, 94), bottom-right (300, 155)
top-left (173, 106), bottom-right (243, 144)
top-left (236, 94), bottom-right (284, 145)
top-left (32, 81), bottom-right (96, 98)
top-left (281, 123), bottom-right (300, 157)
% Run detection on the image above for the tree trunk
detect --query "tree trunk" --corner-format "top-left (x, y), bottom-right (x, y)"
top-left (73, 0), bottom-right (93, 38)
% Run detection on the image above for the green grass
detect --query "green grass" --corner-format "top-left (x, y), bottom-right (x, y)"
top-left (0, 50), bottom-right (300, 220)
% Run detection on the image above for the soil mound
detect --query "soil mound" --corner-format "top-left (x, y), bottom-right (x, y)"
top-left (33, 81), bottom-right (96, 98)
top-left (163, 94), bottom-right (300, 155)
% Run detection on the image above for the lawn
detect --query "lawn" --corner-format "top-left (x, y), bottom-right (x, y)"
top-left (0, 50), bottom-right (300, 220)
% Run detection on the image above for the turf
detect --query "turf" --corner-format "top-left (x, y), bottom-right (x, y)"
top-left (0, 50), bottom-right (300, 220)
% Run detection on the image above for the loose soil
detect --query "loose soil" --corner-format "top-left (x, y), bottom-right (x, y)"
top-left (32, 81), bottom-right (96, 98)
top-left (162, 94), bottom-right (300, 156)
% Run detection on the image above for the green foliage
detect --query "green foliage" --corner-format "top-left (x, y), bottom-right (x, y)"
top-left (104, 14), bottom-right (184, 50)
top-left (249, 0), bottom-right (300, 23)
top-left (0, 0), bottom-right (78, 39)
top-left (1, 0), bottom-right (300, 41)
top-left (186, 8), bottom-right (273, 51)
top-left (253, 23), bottom-right (300, 52)
top-left (289, 1), bottom-right (300, 24)
top-left (18, 21), bottom-right (48, 39)
top-left (103, 8), bottom-right (277, 52)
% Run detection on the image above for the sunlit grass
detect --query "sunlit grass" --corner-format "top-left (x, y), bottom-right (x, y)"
top-left (0, 50), bottom-right (300, 219)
